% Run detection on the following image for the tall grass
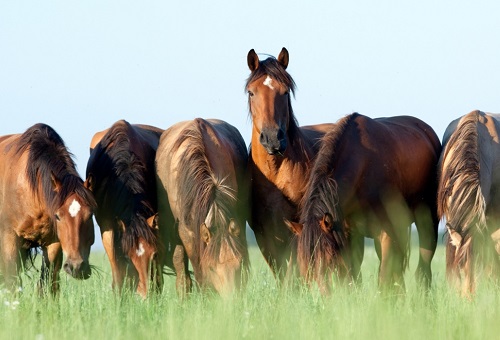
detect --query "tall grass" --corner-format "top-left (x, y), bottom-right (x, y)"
top-left (1, 240), bottom-right (500, 340)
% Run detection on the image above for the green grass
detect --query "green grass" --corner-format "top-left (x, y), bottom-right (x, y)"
top-left (1, 241), bottom-right (500, 340)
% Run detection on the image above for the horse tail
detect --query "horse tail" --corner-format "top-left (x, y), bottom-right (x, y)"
top-left (438, 111), bottom-right (487, 270)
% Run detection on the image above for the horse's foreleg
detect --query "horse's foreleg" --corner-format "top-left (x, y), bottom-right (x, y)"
top-left (39, 242), bottom-right (63, 295)
top-left (173, 244), bottom-right (192, 299)
top-left (349, 234), bottom-right (364, 285)
top-left (414, 205), bottom-right (438, 291)
top-left (378, 231), bottom-right (406, 296)
top-left (102, 229), bottom-right (127, 293)
top-left (1, 234), bottom-right (23, 291)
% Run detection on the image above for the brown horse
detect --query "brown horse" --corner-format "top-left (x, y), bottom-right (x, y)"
top-left (246, 47), bottom-right (334, 280)
top-left (156, 118), bottom-right (249, 297)
top-left (86, 120), bottom-right (164, 298)
top-left (438, 110), bottom-right (500, 297)
top-left (0, 123), bottom-right (96, 294)
top-left (286, 113), bottom-right (441, 295)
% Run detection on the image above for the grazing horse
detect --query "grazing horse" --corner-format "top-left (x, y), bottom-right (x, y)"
top-left (86, 120), bottom-right (164, 298)
top-left (0, 123), bottom-right (96, 294)
top-left (438, 110), bottom-right (500, 297)
top-left (246, 47), bottom-right (334, 280)
top-left (286, 113), bottom-right (441, 295)
top-left (156, 118), bottom-right (249, 297)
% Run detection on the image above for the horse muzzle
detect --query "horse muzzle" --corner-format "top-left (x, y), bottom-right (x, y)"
top-left (63, 259), bottom-right (91, 280)
top-left (259, 128), bottom-right (287, 155)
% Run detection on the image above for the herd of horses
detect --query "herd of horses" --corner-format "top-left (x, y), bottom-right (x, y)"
top-left (0, 48), bottom-right (499, 299)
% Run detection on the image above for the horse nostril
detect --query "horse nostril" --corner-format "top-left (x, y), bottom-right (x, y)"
top-left (63, 262), bottom-right (73, 275)
top-left (259, 132), bottom-right (266, 144)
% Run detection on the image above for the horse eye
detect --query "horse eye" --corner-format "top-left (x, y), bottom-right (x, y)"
top-left (55, 214), bottom-right (61, 221)
top-left (248, 91), bottom-right (254, 97)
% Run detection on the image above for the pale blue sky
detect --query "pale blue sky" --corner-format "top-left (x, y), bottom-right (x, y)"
top-left (1, 1), bottom-right (499, 248)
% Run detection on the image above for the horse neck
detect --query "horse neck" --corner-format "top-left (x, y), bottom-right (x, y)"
top-left (250, 125), bottom-right (313, 204)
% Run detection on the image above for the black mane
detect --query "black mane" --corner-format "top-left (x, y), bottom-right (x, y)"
top-left (297, 113), bottom-right (359, 270)
top-left (87, 120), bottom-right (157, 254)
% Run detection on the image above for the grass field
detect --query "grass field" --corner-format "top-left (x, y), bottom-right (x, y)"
top-left (1, 235), bottom-right (500, 340)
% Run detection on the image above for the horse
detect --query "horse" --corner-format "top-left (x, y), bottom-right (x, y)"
top-left (285, 113), bottom-right (441, 295)
top-left (0, 123), bottom-right (96, 294)
top-left (156, 118), bottom-right (249, 297)
top-left (86, 120), bottom-right (164, 298)
top-left (438, 110), bottom-right (500, 297)
top-left (246, 47), bottom-right (334, 281)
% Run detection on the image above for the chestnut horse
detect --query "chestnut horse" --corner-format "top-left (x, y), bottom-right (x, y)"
top-left (438, 110), bottom-right (500, 297)
top-left (86, 120), bottom-right (164, 298)
top-left (246, 47), bottom-right (334, 280)
top-left (156, 118), bottom-right (249, 297)
top-left (0, 123), bottom-right (96, 294)
top-left (286, 113), bottom-right (441, 295)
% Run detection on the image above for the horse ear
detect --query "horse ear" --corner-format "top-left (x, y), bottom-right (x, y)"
top-left (247, 49), bottom-right (259, 71)
top-left (277, 47), bottom-right (289, 69)
top-left (51, 173), bottom-right (61, 193)
top-left (84, 174), bottom-right (94, 192)
top-left (201, 223), bottom-right (211, 244)
top-left (320, 213), bottom-right (334, 233)
top-left (284, 218), bottom-right (303, 236)
top-left (228, 219), bottom-right (240, 237)
top-left (117, 219), bottom-right (126, 232)
top-left (147, 213), bottom-right (159, 230)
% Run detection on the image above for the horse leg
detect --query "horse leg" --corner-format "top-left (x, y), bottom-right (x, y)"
top-left (349, 233), bottom-right (364, 285)
top-left (414, 205), bottom-right (438, 291)
top-left (173, 244), bottom-right (192, 299)
top-left (39, 242), bottom-right (63, 295)
top-left (377, 231), bottom-right (406, 296)
top-left (0, 233), bottom-right (23, 292)
top-left (102, 229), bottom-right (127, 293)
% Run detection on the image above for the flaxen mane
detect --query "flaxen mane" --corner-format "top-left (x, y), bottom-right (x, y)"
top-left (16, 123), bottom-right (96, 220)
top-left (90, 121), bottom-right (157, 254)
top-left (172, 120), bottom-right (248, 268)
top-left (438, 112), bottom-right (486, 267)
top-left (297, 114), bottom-right (358, 271)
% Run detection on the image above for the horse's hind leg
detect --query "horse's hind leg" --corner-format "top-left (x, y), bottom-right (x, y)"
top-left (414, 205), bottom-right (438, 291)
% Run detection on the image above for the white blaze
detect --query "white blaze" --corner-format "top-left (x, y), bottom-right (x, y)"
top-left (263, 75), bottom-right (274, 90)
top-left (68, 199), bottom-right (81, 217)
top-left (136, 242), bottom-right (145, 257)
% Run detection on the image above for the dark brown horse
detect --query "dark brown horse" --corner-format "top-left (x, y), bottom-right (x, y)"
top-left (438, 110), bottom-right (500, 297)
top-left (0, 123), bottom-right (96, 294)
top-left (156, 118), bottom-right (249, 297)
top-left (246, 47), bottom-right (334, 280)
top-left (86, 120), bottom-right (164, 298)
top-left (286, 113), bottom-right (441, 295)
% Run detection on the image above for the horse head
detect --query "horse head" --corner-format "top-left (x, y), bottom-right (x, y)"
top-left (200, 218), bottom-right (248, 297)
top-left (55, 178), bottom-right (95, 280)
top-left (246, 47), bottom-right (296, 155)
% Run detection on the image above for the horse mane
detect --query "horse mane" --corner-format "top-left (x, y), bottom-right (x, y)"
top-left (438, 111), bottom-right (487, 267)
top-left (245, 56), bottom-right (303, 146)
top-left (297, 114), bottom-right (358, 271)
top-left (172, 120), bottom-right (248, 269)
top-left (16, 123), bottom-right (96, 219)
top-left (91, 120), bottom-right (157, 254)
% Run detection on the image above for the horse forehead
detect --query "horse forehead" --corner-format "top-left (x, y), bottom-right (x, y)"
top-left (68, 198), bottom-right (82, 217)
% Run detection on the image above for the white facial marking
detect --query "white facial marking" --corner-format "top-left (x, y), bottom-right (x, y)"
top-left (263, 75), bottom-right (274, 90)
top-left (68, 199), bottom-right (81, 217)
top-left (136, 242), bottom-right (145, 257)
